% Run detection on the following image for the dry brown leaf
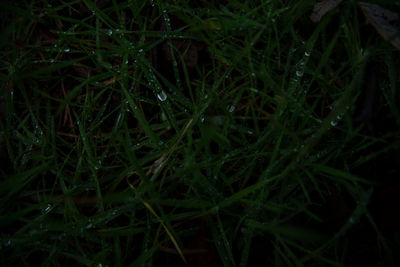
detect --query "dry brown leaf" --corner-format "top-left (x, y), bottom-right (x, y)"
top-left (359, 2), bottom-right (400, 50)
top-left (310, 0), bottom-right (344, 22)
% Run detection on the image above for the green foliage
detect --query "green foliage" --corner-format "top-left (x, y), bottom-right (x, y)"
top-left (1, 0), bottom-right (399, 266)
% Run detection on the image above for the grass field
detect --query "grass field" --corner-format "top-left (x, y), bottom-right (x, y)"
top-left (1, 0), bottom-right (400, 266)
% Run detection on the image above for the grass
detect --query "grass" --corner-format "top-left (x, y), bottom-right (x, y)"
top-left (1, 0), bottom-right (400, 266)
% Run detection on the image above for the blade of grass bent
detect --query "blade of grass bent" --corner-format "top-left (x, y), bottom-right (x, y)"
top-left (126, 181), bottom-right (187, 263)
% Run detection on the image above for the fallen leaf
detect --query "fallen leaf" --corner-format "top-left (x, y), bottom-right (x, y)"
top-left (359, 2), bottom-right (400, 50)
top-left (310, 0), bottom-right (344, 22)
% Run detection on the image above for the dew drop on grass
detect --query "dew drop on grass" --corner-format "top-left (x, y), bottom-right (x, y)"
top-left (227, 105), bottom-right (235, 112)
top-left (57, 233), bottom-right (66, 240)
top-left (94, 160), bottom-right (101, 170)
top-left (43, 204), bottom-right (52, 214)
top-left (337, 113), bottom-right (344, 120)
top-left (106, 29), bottom-right (113, 36)
top-left (305, 51), bottom-right (311, 57)
top-left (296, 70), bottom-right (304, 77)
top-left (157, 90), bottom-right (167, 101)
top-left (86, 219), bottom-right (93, 229)
top-left (63, 47), bottom-right (70, 52)
top-left (330, 120), bottom-right (338, 127)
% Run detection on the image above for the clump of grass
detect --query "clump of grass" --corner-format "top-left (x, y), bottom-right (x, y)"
top-left (1, 0), bottom-right (399, 266)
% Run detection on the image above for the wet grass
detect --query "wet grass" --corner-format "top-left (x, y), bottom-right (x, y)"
top-left (1, 0), bottom-right (400, 266)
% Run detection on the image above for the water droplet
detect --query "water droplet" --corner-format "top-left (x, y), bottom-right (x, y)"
top-left (296, 70), bottom-right (303, 77)
top-left (138, 48), bottom-right (143, 53)
top-left (157, 91), bottom-right (167, 101)
top-left (305, 51), bottom-right (311, 57)
top-left (251, 72), bottom-right (256, 77)
top-left (124, 59), bottom-right (129, 64)
top-left (337, 113), bottom-right (344, 120)
top-left (200, 117), bottom-right (205, 123)
top-left (94, 160), bottom-right (101, 170)
top-left (106, 29), bottom-right (113, 36)
top-left (330, 120), bottom-right (338, 127)
top-left (227, 105), bottom-right (235, 112)
top-left (57, 233), bottom-right (66, 240)
top-left (63, 47), bottom-right (70, 52)
top-left (42, 204), bottom-right (52, 214)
